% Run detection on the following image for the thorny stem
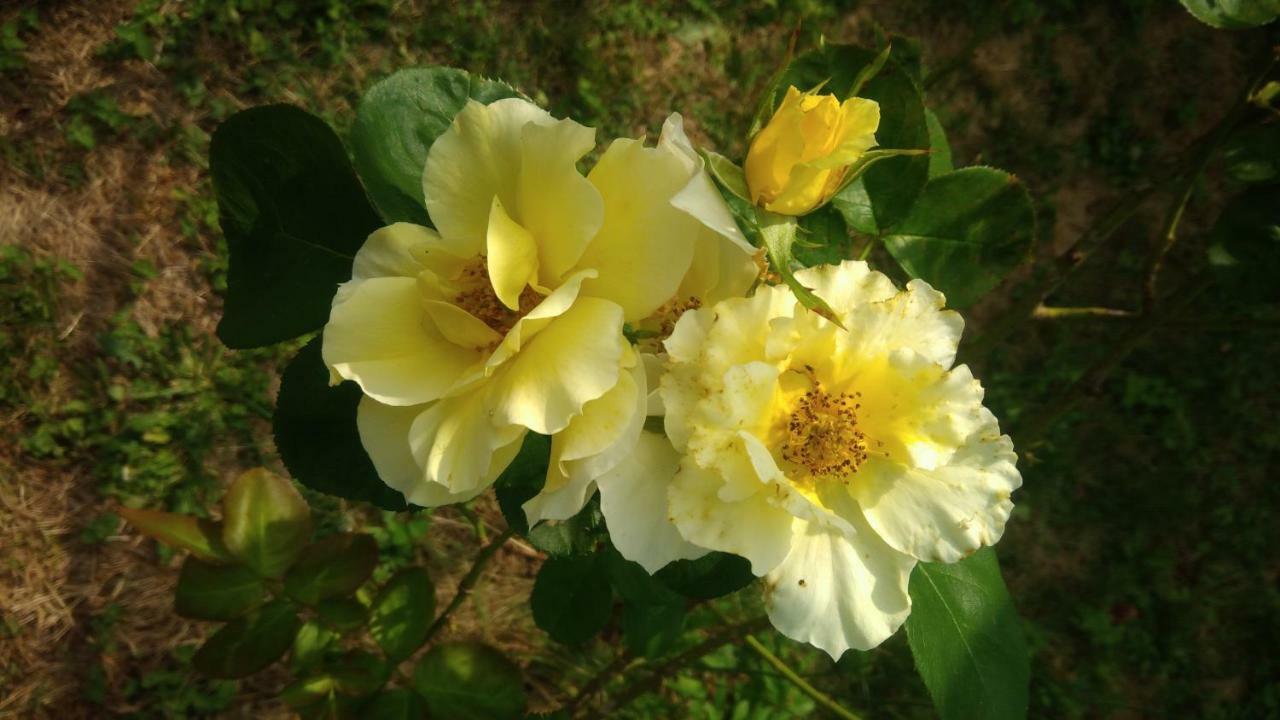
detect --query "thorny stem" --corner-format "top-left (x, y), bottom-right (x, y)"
top-left (422, 527), bottom-right (515, 644)
top-left (582, 616), bottom-right (770, 719)
top-left (743, 635), bottom-right (865, 720)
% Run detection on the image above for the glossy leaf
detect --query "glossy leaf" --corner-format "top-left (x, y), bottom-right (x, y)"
top-left (174, 557), bottom-right (264, 620)
top-left (292, 620), bottom-right (339, 672)
top-left (906, 549), bottom-right (1030, 720)
top-left (884, 167), bottom-right (1034, 308)
top-left (1179, 0), bottom-right (1279, 29)
top-left (316, 597), bottom-right (369, 632)
top-left (795, 205), bottom-right (853, 267)
top-left (760, 215), bottom-right (844, 327)
top-left (275, 337), bottom-right (408, 511)
top-left (210, 104), bottom-right (381, 348)
top-left (369, 567), bottom-right (436, 662)
top-left (413, 641), bottom-right (526, 720)
top-left (117, 507), bottom-right (234, 564)
top-left (493, 432), bottom-right (552, 536)
top-left (280, 675), bottom-right (338, 710)
top-left (193, 599), bottom-right (301, 679)
top-left (926, 109), bottom-right (954, 178)
top-left (655, 552), bottom-right (755, 600)
top-left (526, 495), bottom-right (603, 557)
top-left (351, 67), bottom-right (521, 225)
top-left (531, 554), bottom-right (612, 645)
top-left (607, 550), bottom-right (686, 658)
top-left (328, 650), bottom-right (391, 696)
top-left (285, 533), bottom-right (379, 606)
top-left (221, 467), bottom-right (313, 578)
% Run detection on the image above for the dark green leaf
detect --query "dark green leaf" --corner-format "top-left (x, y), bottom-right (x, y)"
top-left (1208, 184), bottom-right (1280, 302)
top-left (117, 507), bottom-right (234, 564)
top-left (906, 548), bottom-right (1030, 720)
top-left (365, 689), bottom-right (429, 720)
top-left (1223, 123), bottom-right (1280, 184)
top-left (285, 533), bottom-right (379, 605)
top-left (317, 597), bottom-right (369, 632)
top-left (369, 567), bottom-right (436, 662)
top-left (292, 620), bottom-right (339, 672)
top-left (925, 109), bottom-right (954, 179)
top-left (795, 205), bottom-right (853, 267)
top-left (275, 336), bottom-right (408, 511)
top-left (883, 167), bottom-right (1034, 309)
top-left (413, 641), bottom-right (526, 720)
top-left (530, 554), bottom-right (612, 645)
top-left (281, 675), bottom-right (338, 710)
top-left (1179, 0), bottom-right (1279, 29)
top-left (526, 495), bottom-right (603, 557)
top-left (759, 215), bottom-right (844, 327)
top-left (210, 105), bottom-right (381, 348)
top-left (351, 67), bottom-right (520, 225)
top-left (656, 552), bottom-right (755, 600)
top-left (221, 468), bottom-right (312, 578)
top-left (493, 433), bottom-right (551, 536)
top-left (193, 600), bottom-right (301, 679)
top-left (174, 557), bottom-right (264, 620)
top-left (606, 550), bottom-right (686, 658)
top-left (328, 650), bottom-right (390, 696)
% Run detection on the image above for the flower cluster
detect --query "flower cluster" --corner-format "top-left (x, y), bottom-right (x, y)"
top-left (323, 86), bottom-right (1021, 657)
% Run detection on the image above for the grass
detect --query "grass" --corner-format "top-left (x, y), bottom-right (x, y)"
top-left (1, 0), bottom-right (1276, 717)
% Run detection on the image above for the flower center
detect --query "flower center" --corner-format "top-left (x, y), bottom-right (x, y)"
top-left (780, 369), bottom-right (867, 479)
top-left (452, 259), bottom-right (542, 336)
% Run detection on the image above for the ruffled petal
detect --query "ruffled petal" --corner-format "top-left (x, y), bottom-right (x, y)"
top-left (352, 223), bottom-right (471, 281)
top-left (597, 432), bottom-right (709, 573)
top-left (517, 118), bottom-right (604, 284)
top-left (486, 269), bottom-right (596, 369)
top-left (485, 196), bottom-right (540, 309)
top-left (852, 404), bottom-right (1020, 564)
top-left (668, 461), bottom-right (794, 576)
top-left (489, 296), bottom-right (626, 434)
top-left (423, 98), bottom-right (551, 252)
top-left (765, 516), bottom-right (915, 658)
top-left (834, 276), bottom-right (964, 369)
top-left (323, 277), bottom-right (480, 406)
top-left (356, 396), bottom-right (485, 507)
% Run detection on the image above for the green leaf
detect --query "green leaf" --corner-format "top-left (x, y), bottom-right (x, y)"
top-left (285, 533), bottom-right (379, 606)
top-left (413, 641), bottom-right (526, 720)
top-left (700, 149), bottom-right (751, 201)
top-left (117, 507), bottom-right (234, 564)
top-left (1179, 0), bottom-right (1279, 29)
top-left (606, 550), bottom-right (686, 658)
top-left (221, 467), bottom-right (313, 578)
top-left (316, 597), bottom-right (369, 632)
top-left (493, 433), bottom-right (551, 536)
top-left (210, 105), bottom-right (382, 348)
top-left (795, 204), bottom-right (852, 267)
top-left (925, 109), bottom-right (954, 179)
top-left (655, 552), bottom-right (755, 600)
top-left (281, 675), bottom-right (338, 710)
top-left (292, 621), bottom-right (339, 672)
top-left (174, 557), bottom-right (264, 620)
top-left (1208, 184), bottom-right (1280, 302)
top-left (883, 167), bottom-right (1034, 309)
top-left (1223, 123), bottom-right (1280, 184)
top-left (526, 495), bottom-right (603, 557)
top-left (906, 549), bottom-right (1029, 720)
top-left (365, 689), bottom-right (429, 720)
top-left (275, 336), bottom-right (408, 511)
top-left (327, 650), bottom-right (391, 696)
top-left (786, 43), bottom-right (930, 230)
top-left (193, 599), bottom-right (301, 679)
top-left (530, 553), bottom-right (612, 645)
top-left (369, 567), bottom-right (436, 662)
top-left (351, 67), bottom-right (521, 225)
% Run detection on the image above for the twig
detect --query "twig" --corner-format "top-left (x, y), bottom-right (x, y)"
top-left (586, 616), bottom-right (770, 719)
top-left (423, 527), bottom-right (515, 644)
top-left (561, 649), bottom-right (639, 716)
top-left (1033, 305), bottom-right (1135, 319)
top-left (743, 635), bottom-right (865, 720)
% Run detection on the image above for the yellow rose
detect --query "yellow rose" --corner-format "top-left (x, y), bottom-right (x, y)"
top-left (744, 86), bottom-right (880, 215)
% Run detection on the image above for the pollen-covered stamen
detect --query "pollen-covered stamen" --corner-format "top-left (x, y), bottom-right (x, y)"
top-left (781, 367), bottom-right (868, 478)
top-left (452, 259), bottom-right (542, 336)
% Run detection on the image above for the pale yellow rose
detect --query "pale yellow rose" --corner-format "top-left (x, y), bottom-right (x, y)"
top-left (595, 260), bottom-right (1021, 658)
top-left (745, 86), bottom-right (880, 215)
top-left (321, 99), bottom-right (755, 511)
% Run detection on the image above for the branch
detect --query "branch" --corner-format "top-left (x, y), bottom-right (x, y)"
top-left (743, 635), bottom-right (865, 720)
top-left (1033, 305), bottom-right (1135, 319)
top-left (423, 527), bottom-right (515, 644)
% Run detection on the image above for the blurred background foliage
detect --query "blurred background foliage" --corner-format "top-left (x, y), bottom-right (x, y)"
top-left (0, 0), bottom-right (1277, 717)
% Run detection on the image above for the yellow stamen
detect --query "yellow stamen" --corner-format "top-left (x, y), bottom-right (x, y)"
top-left (780, 367), bottom-right (867, 479)
top-left (452, 259), bottom-right (542, 336)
